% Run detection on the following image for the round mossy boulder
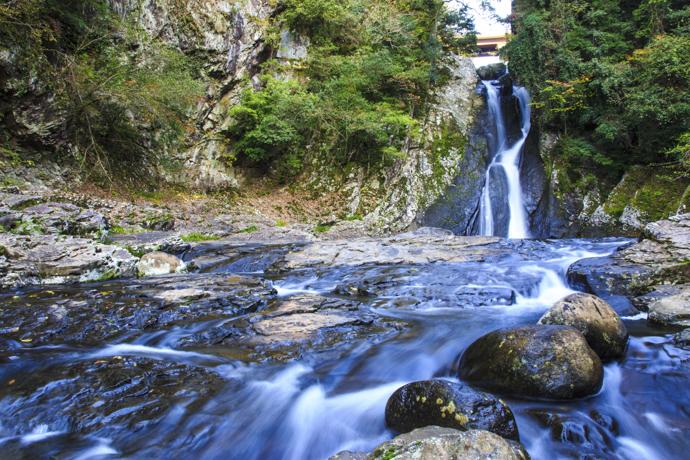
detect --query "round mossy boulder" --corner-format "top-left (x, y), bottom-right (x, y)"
top-left (458, 325), bottom-right (603, 400)
top-left (538, 293), bottom-right (628, 361)
top-left (385, 380), bottom-right (519, 440)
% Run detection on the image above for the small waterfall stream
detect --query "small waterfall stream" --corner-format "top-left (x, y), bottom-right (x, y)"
top-left (478, 78), bottom-right (532, 239)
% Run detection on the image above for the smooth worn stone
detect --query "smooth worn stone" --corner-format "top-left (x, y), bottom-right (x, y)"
top-left (476, 62), bottom-right (508, 81)
top-left (648, 288), bottom-right (690, 328)
top-left (332, 426), bottom-right (530, 460)
top-left (137, 251), bottom-right (186, 277)
top-left (538, 293), bottom-right (628, 361)
top-left (567, 214), bottom-right (690, 306)
top-left (0, 274), bottom-right (276, 349)
top-left (385, 380), bottom-right (519, 440)
top-left (271, 229), bottom-right (502, 271)
top-left (458, 325), bottom-right (603, 400)
top-left (110, 231), bottom-right (190, 256)
top-left (0, 233), bottom-right (138, 288)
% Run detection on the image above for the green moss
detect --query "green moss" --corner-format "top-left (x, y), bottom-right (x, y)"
top-left (240, 225), bottom-right (259, 234)
top-left (180, 232), bottom-right (220, 242)
top-left (603, 165), bottom-right (689, 220)
top-left (374, 447), bottom-right (398, 460)
top-left (275, 219), bottom-right (288, 227)
top-left (95, 269), bottom-right (119, 282)
top-left (110, 225), bottom-right (144, 235)
top-left (429, 119), bottom-right (466, 182)
top-left (123, 245), bottom-right (147, 258)
top-left (314, 223), bottom-right (333, 234)
top-left (12, 218), bottom-right (44, 236)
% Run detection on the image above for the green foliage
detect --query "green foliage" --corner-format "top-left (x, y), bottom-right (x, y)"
top-left (109, 225), bottom-right (144, 235)
top-left (225, 0), bottom-right (476, 179)
top-left (314, 223), bottom-right (333, 234)
top-left (240, 225), bottom-right (259, 234)
top-left (226, 77), bottom-right (317, 176)
top-left (180, 232), bottom-right (221, 242)
top-left (12, 218), bottom-right (45, 236)
top-left (0, 0), bottom-right (204, 184)
top-left (504, 0), bottom-right (690, 172)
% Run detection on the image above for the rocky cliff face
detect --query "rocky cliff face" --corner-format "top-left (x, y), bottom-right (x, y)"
top-left (536, 133), bottom-right (690, 237)
top-left (108, 0), bottom-right (277, 190)
top-left (363, 56), bottom-right (484, 234)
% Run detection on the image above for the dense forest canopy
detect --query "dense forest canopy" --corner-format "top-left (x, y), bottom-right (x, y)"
top-left (504, 0), bottom-right (690, 177)
top-left (0, 0), bottom-right (477, 183)
top-left (226, 0), bottom-right (477, 179)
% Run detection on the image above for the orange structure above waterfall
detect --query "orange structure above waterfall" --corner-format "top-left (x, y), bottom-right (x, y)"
top-left (476, 34), bottom-right (509, 56)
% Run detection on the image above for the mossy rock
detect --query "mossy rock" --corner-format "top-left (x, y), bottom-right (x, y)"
top-left (385, 380), bottom-right (519, 440)
top-left (538, 293), bottom-right (628, 362)
top-left (458, 325), bottom-right (603, 400)
top-left (476, 63), bottom-right (507, 81)
top-left (603, 164), bottom-right (690, 222)
top-left (364, 426), bottom-right (530, 460)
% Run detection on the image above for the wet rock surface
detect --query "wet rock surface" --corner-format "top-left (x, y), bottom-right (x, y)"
top-left (648, 288), bottom-right (690, 328)
top-left (0, 233), bottom-right (137, 289)
top-left (0, 356), bottom-right (223, 439)
top-left (338, 426), bottom-right (529, 460)
top-left (538, 293), bottom-right (628, 361)
top-left (458, 325), bottom-right (603, 400)
top-left (385, 380), bottom-right (519, 440)
top-left (137, 251), bottom-right (186, 277)
top-left (0, 202), bottom-right (687, 459)
top-left (0, 274), bottom-right (276, 349)
top-left (567, 214), bottom-right (690, 312)
top-left (271, 228), bottom-right (503, 271)
top-left (181, 293), bottom-right (402, 362)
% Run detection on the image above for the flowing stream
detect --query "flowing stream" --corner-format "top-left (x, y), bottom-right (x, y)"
top-left (479, 78), bottom-right (532, 238)
top-left (1, 237), bottom-right (688, 459)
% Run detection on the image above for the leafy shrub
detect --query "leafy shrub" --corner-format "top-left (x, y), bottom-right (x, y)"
top-left (225, 0), bottom-right (475, 179)
top-left (0, 0), bottom-right (204, 185)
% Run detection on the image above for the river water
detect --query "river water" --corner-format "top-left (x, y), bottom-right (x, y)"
top-left (1, 237), bottom-right (688, 459)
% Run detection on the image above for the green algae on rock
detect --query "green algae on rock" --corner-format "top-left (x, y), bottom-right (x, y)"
top-left (458, 325), bottom-right (603, 400)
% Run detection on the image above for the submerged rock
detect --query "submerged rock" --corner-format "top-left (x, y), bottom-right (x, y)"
top-left (648, 288), bottom-right (690, 328)
top-left (330, 426), bottom-right (529, 460)
top-left (0, 274), bottom-right (276, 349)
top-left (538, 293), bottom-right (628, 361)
top-left (525, 408), bottom-right (619, 458)
top-left (458, 325), bottom-right (603, 400)
top-left (385, 380), bottom-right (518, 440)
top-left (137, 251), bottom-right (186, 277)
top-left (0, 356), bottom-right (222, 438)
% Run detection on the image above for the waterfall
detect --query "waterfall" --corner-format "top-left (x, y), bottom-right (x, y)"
top-left (478, 79), bottom-right (532, 239)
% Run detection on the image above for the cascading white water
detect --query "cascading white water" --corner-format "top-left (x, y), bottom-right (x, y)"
top-left (479, 79), bottom-right (532, 239)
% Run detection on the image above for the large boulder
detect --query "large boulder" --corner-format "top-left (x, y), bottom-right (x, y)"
top-left (538, 293), bottom-right (628, 361)
top-left (137, 251), bottom-right (186, 277)
top-left (648, 288), bottom-right (690, 327)
top-left (385, 380), bottom-right (518, 440)
top-left (458, 325), bottom-right (603, 400)
top-left (330, 426), bottom-right (529, 460)
top-left (476, 63), bottom-right (507, 81)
